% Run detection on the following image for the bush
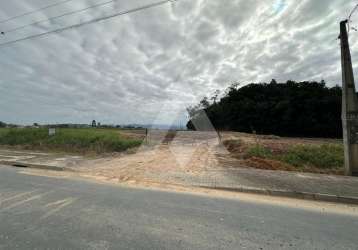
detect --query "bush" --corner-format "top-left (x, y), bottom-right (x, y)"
top-left (0, 128), bottom-right (48, 145)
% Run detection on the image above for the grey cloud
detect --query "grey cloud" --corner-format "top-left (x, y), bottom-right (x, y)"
top-left (0, 0), bottom-right (356, 125)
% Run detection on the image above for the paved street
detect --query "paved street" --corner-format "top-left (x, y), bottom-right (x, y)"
top-left (0, 165), bottom-right (357, 250)
top-left (4, 146), bottom-right (358, 204)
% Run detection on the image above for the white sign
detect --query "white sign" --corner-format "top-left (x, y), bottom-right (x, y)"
top-left (49, 128), bottom-right (56, 136)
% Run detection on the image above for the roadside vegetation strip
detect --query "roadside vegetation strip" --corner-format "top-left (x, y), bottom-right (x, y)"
top-left (0, 128), bottom-right (10, 136)
top-left (224, 139), bottom-right (344, 174)
top-left (0, 128), bottom-right (142, 154)
top-left (247, 144), bottom-right (344, 169)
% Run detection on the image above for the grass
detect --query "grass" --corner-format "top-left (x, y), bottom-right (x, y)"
top-left (0, 128), bottom-right (10, 136)
top-left (0, 128), bottom-right (142, 154)
top-left (246, 144), bottom-right (343, 170)
top-left (246, 145), bottom-right (273, 159)
top-left (223, 138), bottom-right (344, 173)
top-left (279, 144), bottom-right (343, 169)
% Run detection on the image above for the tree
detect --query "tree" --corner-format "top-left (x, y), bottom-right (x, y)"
top-left (270, 79), bottom-right (278, 85)
top-left (211, 90), bottom-right (221, 104)
top-left (186, 120), bottom-right (195, 130)
top-left (200, 97), bottom-right (210, 109)
top-left (0, 121), bottom-right (6, 128)
top-left (187, 80), bottom-right (343, 138)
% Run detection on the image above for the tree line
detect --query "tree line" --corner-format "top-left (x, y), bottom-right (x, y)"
top-left (187, 80), bottom-right (343, 138)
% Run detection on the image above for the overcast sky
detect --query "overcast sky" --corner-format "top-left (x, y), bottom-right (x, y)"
top-left (0, 0), bottom-right (357, 125)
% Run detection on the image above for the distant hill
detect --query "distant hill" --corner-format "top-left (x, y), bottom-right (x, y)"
top-left (187, 80), bottom-right (343, 138)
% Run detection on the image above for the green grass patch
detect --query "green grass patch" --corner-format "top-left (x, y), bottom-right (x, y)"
top-left (278, 144), bottom-right (343, 169)
top-left (0, 128), bottom-right (142, 154)
top-left (246, 145), bottom-right (273, 158)
top-left (0, 128), bottom-right (10, 136)
top-left (245, 143), bottom-right (343, 170)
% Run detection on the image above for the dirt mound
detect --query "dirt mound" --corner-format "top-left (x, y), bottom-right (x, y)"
top-left (223, 140), bottom-right (246, 154)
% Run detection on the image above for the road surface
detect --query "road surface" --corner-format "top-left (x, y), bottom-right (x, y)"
top-left (0, 165), bottom-right (357, 250)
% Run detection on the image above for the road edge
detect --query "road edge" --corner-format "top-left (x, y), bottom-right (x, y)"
top-left (0, 161), bottom-right (64, 172)
top-left (199, 185), bottom-right (358, 205)
top-left (1, 161), bottom-right (357, 205)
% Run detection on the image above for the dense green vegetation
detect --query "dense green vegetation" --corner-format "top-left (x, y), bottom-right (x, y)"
top-left (0, 128), bottom-right (9, 137)
top-left (0, 128), bottom-right (142, 154)
top-left (187, 80), bottom-right (342, 138)
top-left (246, 144), bottom-right (344, 170)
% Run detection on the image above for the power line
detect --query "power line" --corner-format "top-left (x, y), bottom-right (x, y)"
top-left (348, 3), bottom-right (358, 33)
top-left (0, 0), bottom-right (177, 48)
top-left (2, 0), bottom-right (120, 35)
top-left (334, 4), bottom-right (358, 41)
top-left (0, 0), bottom-right (76, 24)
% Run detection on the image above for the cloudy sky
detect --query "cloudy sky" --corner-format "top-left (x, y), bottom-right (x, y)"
top-left (0, 0), bottom-right (357, 126)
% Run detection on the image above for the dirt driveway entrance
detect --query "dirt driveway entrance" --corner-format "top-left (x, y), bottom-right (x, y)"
top-left (74, 131), bottom-right (240, 186)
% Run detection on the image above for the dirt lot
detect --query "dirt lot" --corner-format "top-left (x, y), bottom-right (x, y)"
top-left (72, 130), bottom-right (344, 185)
top-left (3, 130), bottom-right (356, 204)
top-left (75, 131), bottom-right (229, 185)
top-left (0, 130), bottom-right (345, 187)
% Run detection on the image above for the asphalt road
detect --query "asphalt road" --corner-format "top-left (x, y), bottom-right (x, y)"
top-left (0, 166), bottom-right (357, 250)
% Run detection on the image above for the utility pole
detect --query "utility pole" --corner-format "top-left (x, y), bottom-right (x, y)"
top-left (340, 20), bottom-right (358, 176)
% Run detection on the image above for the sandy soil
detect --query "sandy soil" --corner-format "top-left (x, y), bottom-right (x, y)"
top-left (75, 133), bottom-right (228, 184)
top-left (71, 130), bottom-right (343, 183)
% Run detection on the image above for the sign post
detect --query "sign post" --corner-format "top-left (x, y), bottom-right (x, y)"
top-left (49, 128), bottom-right (56, 136)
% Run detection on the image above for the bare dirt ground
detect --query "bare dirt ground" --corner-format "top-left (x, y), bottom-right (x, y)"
top-left (74, 131), bottom-right (230, 185)
top-left (0, 129), bottom-right (344, 183)
top-left (221, 131), bottom-right (341, 152)
top-left (72, 130), bottom-right (343, 185)
top-left (3, 130), bottom-right (358, 203)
